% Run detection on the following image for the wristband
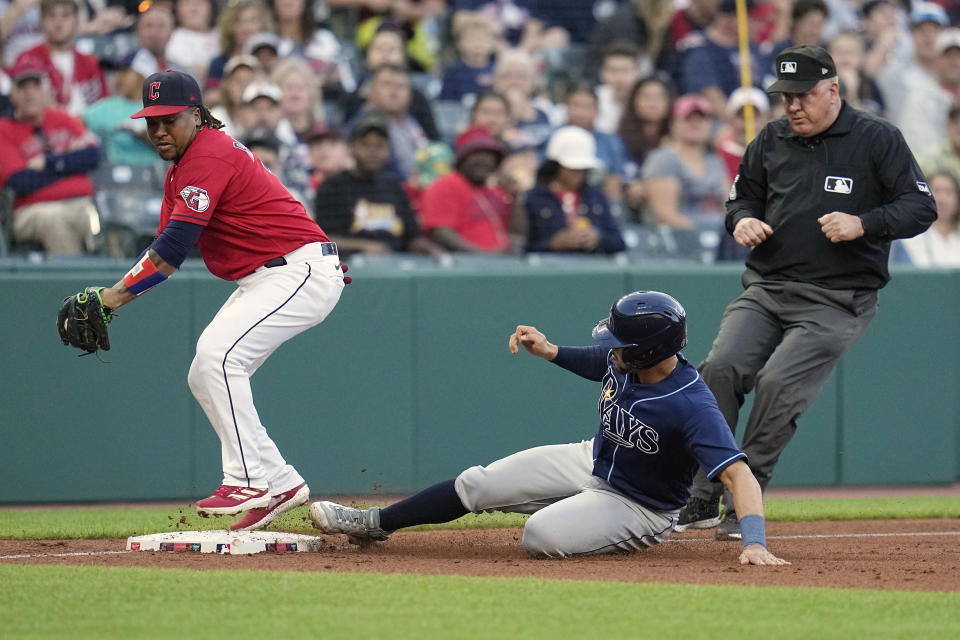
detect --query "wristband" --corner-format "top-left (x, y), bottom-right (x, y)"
top-left (123, 253), bottom-right (167, 295)
top-left (739, 514), bottom-right (766, 548)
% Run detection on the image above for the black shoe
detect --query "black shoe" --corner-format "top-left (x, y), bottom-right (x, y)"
top-left (674, 497), bottom-right (721, 532)
top-left (715, 512), bottom-right (741, 541)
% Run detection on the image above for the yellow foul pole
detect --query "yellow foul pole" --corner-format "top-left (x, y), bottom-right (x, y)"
top-left (735, 0), bottom-right (756, 143)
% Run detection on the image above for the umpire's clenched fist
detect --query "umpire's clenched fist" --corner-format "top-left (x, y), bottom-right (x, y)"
top-left (818, 211), bottom-right (865, 243)
top-left (733, 217), bottom-right (774, 248)
top-left (509, 325), bottom-right (559, 361)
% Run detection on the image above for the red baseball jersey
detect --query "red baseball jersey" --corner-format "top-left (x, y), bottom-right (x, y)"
top-left (15, 44), bottom-right (108, 110)
top-left (160, 127), bottom-right (328, 280)
top-left (0, 108), bottom-right (96, 208)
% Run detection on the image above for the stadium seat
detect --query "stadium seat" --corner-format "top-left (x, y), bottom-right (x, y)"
top-left (0, 187), bottom-right (45, 256)
top-left (409, 72), bottom-right (441, 100)
top-left (92, 163), bottom-right (164, 258)
top-left (432, 100), bottom-right (469, 145)
top-left (75, 31), bottom-right (140, 70)
top-left (623, 224), bottom-right (722, 264)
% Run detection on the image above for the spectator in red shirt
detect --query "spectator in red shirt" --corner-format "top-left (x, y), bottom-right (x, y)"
top-left (0, 59), bottom-right (101, 255)
top-left (13, 0), bottom-right (107, 117)
top-left (420, 125), bottom-right (515, 253)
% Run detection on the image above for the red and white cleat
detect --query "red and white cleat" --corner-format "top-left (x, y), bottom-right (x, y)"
top-left (230, 483), bottom-right (311, 531)
top-left (196, 485), bottom-right (270, 516)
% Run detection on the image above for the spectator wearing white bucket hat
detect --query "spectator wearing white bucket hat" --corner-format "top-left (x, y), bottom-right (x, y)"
top-left (715, 87), bottom-right (771, 184)
top-left (518, 126), bottom-right (626, 254)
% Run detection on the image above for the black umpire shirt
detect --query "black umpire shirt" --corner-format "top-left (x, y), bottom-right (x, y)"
top-left (727, 102), bottom-right (937, 290)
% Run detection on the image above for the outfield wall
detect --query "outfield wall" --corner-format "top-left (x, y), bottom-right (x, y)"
top-left (1, 258), bottom-right (957, 503)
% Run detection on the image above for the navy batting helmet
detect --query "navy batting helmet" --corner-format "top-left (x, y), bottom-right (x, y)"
top-left (591, 291), bottom-right (687, 369)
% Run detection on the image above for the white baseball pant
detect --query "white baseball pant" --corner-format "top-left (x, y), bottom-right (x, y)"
top-left (454, 439), bottom-right (678, 557)
top-left (187, 242), bottom-right (344, 493)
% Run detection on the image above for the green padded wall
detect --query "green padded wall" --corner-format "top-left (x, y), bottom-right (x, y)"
top-left (0, 260), bottom-right (956, 503)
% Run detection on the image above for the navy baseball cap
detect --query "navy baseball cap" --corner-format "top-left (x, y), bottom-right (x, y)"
top-left (130, 70), bottom-right (203, 119)
top-left (766, 45), bottom-right (837, 94)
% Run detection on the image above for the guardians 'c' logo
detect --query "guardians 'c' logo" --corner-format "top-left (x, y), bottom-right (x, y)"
top-left (179, 186), bottom-right (210, 213)
top-left (149, 82), bottom-right (160, 100)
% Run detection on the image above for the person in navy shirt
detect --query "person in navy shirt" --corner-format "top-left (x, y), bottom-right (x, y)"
top-left (438, 11), bottom-right (497, 103)
top-left (309, 291), bottom-right (790, 565)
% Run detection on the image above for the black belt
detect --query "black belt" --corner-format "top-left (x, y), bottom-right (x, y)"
top-left (264, 242), bottom-right (337, 268)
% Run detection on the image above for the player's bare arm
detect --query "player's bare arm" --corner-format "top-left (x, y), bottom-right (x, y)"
top-left (508, 325), bottom-right (558, 360)
top-left (718, 461), bottom-right (791, 566)
top-left (732, 217), bottom-right (774, 249)
top-left (818, 211), bottom-right (865, 243)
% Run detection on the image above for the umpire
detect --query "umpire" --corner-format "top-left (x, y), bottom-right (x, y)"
top-left (677, 45), bottom-right (937, 540)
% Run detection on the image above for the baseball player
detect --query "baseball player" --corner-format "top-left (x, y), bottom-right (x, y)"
top-left (90, 70), bottom-right (346, 531)
top-left (311, 291), bottom-right (789, 565)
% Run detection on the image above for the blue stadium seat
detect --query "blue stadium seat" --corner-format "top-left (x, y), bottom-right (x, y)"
top-left (409, 72), bottom-right (441, 100)
top-left (92, 163), bottom-right (165, 257)
top-left (622, 224), bottom-right (722, 264)
top-left (432, 100), bottom-right (469, 145)
top-left (75, 31), bottom-right (140, 70)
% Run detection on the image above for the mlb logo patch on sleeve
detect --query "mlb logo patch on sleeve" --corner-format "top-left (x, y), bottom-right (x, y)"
top-left (824, 176), bottom-right (852, 194)
top-left (917, 181), bottom-right (931, 195)
top-left (180, 186), bottom-right (210, 212)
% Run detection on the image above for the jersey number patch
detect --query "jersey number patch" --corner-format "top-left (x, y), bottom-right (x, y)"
top-left (180, 186), bottom-right (210, 213)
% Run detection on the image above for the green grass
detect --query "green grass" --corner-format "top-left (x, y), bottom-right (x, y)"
top-left (1, 564), bottom-right (958, 640)
top-left (1, 496), bottom-right (959, 540)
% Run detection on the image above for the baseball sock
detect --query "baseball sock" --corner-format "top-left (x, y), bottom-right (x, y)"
top-left (378, 478), bottom-right (467, 531)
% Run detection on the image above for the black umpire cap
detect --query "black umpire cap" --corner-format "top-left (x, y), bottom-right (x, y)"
top-left (130, 70), bottom-right (203, 119)
top-left (766, 45), bottom-right (837, 94)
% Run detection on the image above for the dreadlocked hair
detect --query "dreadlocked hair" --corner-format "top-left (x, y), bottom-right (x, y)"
top-left (198, 105), bottom-right (224, 130)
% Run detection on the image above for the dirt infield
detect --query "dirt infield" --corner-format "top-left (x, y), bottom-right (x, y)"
top-left (3, 519), bottom-right (959, 591)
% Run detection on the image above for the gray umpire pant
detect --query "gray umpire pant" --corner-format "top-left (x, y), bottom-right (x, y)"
top-left (690, 269), bottom-right (878, 509)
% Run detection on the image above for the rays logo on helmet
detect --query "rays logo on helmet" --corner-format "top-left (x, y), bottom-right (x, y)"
top-left (180, 186), bottom-right (210, 212)
top-left (917, 181), bottom-right (931, 196)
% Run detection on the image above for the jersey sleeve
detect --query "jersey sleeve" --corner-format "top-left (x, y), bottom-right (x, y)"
top-left (169, 156), bottom-right (233, 226)
top-left (552, 345), bottom-right (608, 381)
top-left (859, 124), bottom-right (938, 241)
top-left (724, 125), bottom-right (769, 234)
top-left (683, 405), bottom-right (747, 480)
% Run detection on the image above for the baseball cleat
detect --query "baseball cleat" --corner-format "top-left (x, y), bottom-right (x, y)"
top-left (230, 482), bottom-right (311, 531)
top-left (196, 485), bottom-right (270, 516)
top-left (309, 501), bottom-right (391, 545)
top-left (674, 497), bottom-right (721, 532)
top-left (715, 513), bottom-right (742, 541)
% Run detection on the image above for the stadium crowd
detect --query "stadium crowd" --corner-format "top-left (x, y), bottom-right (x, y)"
top-left (1, 0), bottom-right (959, 265)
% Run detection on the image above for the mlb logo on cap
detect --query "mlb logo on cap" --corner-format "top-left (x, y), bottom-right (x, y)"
top-left (767, 45), bottom-right (837, 94)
